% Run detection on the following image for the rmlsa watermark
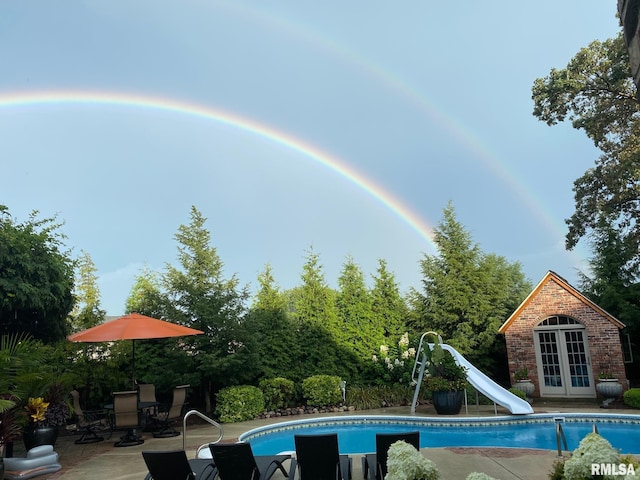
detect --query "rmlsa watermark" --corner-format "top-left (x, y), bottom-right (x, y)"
top-left (591, 463), bottom-right (636, 476)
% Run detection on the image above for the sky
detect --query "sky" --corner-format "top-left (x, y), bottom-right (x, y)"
top-left (0, 1), bottom-right (623, 316)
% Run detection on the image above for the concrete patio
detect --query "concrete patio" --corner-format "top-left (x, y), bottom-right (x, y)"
top-left (8, 401), bottom-right (638, 480)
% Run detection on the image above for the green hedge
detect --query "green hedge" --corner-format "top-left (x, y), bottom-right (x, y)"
top-left (215, 385), bottom-right (264, 423)
top-left (302, 375), bottom-right (342, 407)
top-left (259, 377), bottom-right (295, 411)
top-left (623, 387), bottom-right (640, 409)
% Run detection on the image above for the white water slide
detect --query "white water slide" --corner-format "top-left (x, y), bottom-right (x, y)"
top-left (411, 332), bottom-right (534, 415)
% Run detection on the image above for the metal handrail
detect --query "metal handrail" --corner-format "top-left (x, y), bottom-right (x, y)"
top-left (556, 422), bottom-right (568, 456)
top-left (183, 409), bottom-right (224, 456)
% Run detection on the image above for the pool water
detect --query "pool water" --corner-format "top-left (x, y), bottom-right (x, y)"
top-left (240, 414), bottom-right (640, 455)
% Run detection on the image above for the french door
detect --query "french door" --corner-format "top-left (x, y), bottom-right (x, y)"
top-left (534, 328), bottom-right (595, 397)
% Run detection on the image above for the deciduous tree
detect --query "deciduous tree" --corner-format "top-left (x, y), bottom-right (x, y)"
top-left (0, 206), bottom-right (74, 342)
top-left (531, 32), bottom-right (640, 262)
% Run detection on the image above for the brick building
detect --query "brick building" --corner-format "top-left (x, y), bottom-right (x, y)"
top-left (498, 271), bottom-right (627, 398)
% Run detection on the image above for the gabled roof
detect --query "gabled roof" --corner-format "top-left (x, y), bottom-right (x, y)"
top-left (498, 270), bottom-right (625, 333)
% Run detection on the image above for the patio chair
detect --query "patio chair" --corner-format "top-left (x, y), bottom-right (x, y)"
top-left (209, 442), bottom-right (293, 480)
top-left (137, 383), bottom-right (159, 429)
top-left (70, 389), bottom-right (111, 444)
top-left (293, 433), bottom-right (351, 480)
top-left (142, 449), bottom-right (217, 480)
top-left (150, 384), bottom-right (189, 438)
top-left (362, 431), bottom-right (420, 480)
top-left (112, 390), bottom-right (144, 447)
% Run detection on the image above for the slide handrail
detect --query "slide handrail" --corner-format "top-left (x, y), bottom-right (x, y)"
top-left (410, 332), bottom-right (534, 415)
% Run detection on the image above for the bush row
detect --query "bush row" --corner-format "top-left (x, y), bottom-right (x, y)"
top-left (215, 375), bottom-right (344, 423)
top-left (214, 376), bottom-right (431, 423)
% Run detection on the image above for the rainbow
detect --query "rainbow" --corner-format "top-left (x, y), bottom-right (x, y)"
top-left (217, 2), bottom-right (569, 241)
top-left (0, 90), bottom-right (438, 251)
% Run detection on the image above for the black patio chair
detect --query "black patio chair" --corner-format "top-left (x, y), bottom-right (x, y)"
top-left (209, 442), bottom-right (292, 480)
top-left (362, 431), bottom-right (420, 479)
top-left (70, 389), bottom-right (111, 444)
top-left (142, 449), bottom-right (217, 480)
top-left (293, 433), bottom-right (351, 480)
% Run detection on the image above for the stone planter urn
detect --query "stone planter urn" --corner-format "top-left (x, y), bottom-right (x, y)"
top-left (596, 379), bottom-right (623, 407)
top-left (513, 379), bottom-right (535, 398)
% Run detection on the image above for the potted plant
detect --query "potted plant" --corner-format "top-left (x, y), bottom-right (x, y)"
top-left (1, 333), bottom-right (47, 461)
top-left (512, 367), bottom-right (535, 398)
top-left (22, 383), bottom-right (70, 451)
top-left (425, 342), bottom-right (468, 415)
top-left (596, 371), bottom-right (623, 407)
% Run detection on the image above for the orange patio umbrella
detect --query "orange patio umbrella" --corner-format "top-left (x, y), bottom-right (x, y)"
top-left (68, 313), bottom-right (204, 386)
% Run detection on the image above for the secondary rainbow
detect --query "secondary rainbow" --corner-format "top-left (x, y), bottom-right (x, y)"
top-left (0, 90), bottom-right (437, 252)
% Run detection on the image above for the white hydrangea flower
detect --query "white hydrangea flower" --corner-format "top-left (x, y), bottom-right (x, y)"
top-left (384, 440), bottom-right (439, 480)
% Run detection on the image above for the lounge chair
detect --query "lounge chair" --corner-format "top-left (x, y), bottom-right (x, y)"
top-left (149, 384), bottom-right (189, 438)
top-left (70, 389), bottom-right (111, 444)
top-left (209, 442), bottom-right (293, 480)
top-left (112, 390), bottom-right (144, 447)
top-left (362, 431), bottom-right (420, 479)
top-left (293, 433), bottom-right (351, 480)
top-left (142, 450), bottom-right (217, 480)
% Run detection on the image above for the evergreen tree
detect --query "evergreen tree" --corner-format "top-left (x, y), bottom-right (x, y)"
top-left (578, 220), bottom-right (640, 378)
top-left (70, 250), bottom-right (105, 332)
top-left (370, 258), bottom-right (409, 340)
top-left (336, 256), bottom-right (376, 361)
top-left (248, 264), bottom-right (300, 379)
top-left (292, 249), bottom-right (350, 378)
top-left (410, 203), bottom-right (531, 371)
top-left (163, 206), bottom-right (255, 412)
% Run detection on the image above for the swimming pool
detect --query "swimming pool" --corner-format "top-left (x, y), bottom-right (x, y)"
top-left (239, 414), bottom-right (640, 455)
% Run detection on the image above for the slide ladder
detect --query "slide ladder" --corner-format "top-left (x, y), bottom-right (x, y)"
top-left (410, 332), bottom-right (534, 415)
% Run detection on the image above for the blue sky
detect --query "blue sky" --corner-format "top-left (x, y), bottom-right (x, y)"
top-left (0, 1), bottom-right (622, 315)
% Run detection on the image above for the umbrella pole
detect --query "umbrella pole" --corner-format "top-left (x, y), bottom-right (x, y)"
top-left (132, 339), bottom-right (136, 389)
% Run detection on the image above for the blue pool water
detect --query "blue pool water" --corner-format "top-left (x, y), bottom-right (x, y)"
top-left (239, 414), bottom-right (640, 455)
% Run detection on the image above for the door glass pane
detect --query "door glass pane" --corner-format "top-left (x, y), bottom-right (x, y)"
top-left (565, 330), bottom-right (590, 388)
top-left (539, 331), bottom-right (562, 387)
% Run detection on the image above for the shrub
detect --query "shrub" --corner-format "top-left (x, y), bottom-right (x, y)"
top-left (508, 387), bottom-right (527, 400)
top-left (548, 459), bottom-right (565, 480)
top-left (623, 388), bottom-right (640, 409)
top-left (385, 440), bottom-right (439, 480)
top-left (302, 375), bottom-right (342, 407)
top-left (259, 377), bottom-right (295, 411)
top-left (466, 474), bottom-right (498, 480)
top-left (215, 385), bottom-right (264, 423)
top-left (562, 432), bottom-right (620, 480)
